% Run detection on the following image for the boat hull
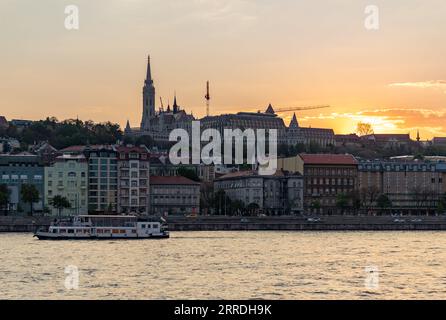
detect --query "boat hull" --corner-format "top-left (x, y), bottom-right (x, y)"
top-left (34, 232), bottom-right (169, 240)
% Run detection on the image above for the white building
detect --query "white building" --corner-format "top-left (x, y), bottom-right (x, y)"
top-left (214, 169), bottom-right (304, 215)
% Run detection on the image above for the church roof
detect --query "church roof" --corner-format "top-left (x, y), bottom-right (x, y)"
top-left (289, 113), bottom-right (299, 128)
top-left (265, 104), bottom-right (275, 114)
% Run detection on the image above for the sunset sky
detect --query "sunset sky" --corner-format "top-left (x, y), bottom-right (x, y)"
top-left (1, 0), bottom-right (446, 139)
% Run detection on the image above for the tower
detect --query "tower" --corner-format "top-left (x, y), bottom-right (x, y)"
top-left (173, 94), bottom-right (179, 114)
top-left (289, 113), bottom-right (299, 129)
top-left (124, 120), bottom-right (132, 135)
top-left (141, 55), bottom-right (156, 130)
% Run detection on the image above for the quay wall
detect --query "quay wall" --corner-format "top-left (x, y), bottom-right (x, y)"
top-left (2, 215), bottom-right (446, 232)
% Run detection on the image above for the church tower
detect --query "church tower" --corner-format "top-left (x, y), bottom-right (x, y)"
top-left (140, 55), bottom-right (155, 130)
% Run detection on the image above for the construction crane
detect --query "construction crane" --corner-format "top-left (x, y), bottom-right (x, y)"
top-left (205, 81), bottom-right (210, 116)
top-left (274, 105), bottom-right (331, 113)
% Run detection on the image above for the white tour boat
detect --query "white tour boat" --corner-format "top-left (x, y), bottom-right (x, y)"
top-left (34, 215), bottom-right (169, 240)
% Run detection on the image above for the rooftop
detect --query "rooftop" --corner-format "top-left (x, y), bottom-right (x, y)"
top-left (150, 176), bottom-right (200, 185)
top-left (299, 153), bottom-right (358, 165)
top-left (55, 154), bottom-right (87, 161)
top-left (216, 169), bottom-right (300, 180)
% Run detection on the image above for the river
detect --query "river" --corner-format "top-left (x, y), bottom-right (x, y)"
top-left (0, 231), bottom-right (445, 299)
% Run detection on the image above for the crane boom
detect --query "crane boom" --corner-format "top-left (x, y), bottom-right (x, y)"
top-left (205, 81), bottom-right (210, 116)
top-left (274, 105), bottom-right (330, 113)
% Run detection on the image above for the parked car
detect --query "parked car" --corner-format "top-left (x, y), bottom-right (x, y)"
top-left (307, 217), bottom-right (321, 222)
top-left (393, 218), bottom-right (406, 223)
top-left (410, 218), bottom-right (423, 223)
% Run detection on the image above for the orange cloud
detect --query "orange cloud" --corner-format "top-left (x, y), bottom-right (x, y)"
top-left (290, 108), bottom-right (446, 140)
top-left (389, 81), bottom-right (446, 93)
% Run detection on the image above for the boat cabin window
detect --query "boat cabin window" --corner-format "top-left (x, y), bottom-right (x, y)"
top-left (68, 229), bottom-right (74, 233)
top-left (141, 224), bottom-right (146, 228)
top-left (52, 229), bottom-right (58, 233)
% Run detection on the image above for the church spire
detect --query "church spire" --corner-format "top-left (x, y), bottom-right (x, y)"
top-left (173, 93), bottom-right (178, 113)
top-left (145, 55), bottom-right (153, 85)
top-left (141, 54), bottom-right (156, 130)
top-left (289, 112), bottom-right (299, 128)
top-left (265, 103), bottom-right (275, 114)
top-left (125, 120), bottom-right (132, 134)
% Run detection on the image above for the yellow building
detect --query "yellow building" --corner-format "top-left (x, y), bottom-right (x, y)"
top-left (44, 155), bottom-right (88, 216)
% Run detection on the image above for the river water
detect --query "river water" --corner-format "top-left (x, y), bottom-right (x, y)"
top-left (0, 231), bottom-right (445, 299)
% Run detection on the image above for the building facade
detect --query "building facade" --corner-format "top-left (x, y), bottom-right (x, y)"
top-left (150, 176), bottom-right (200, 215)
top-left (214, 170), bottom-right (304, 215)
top-left (84, 146), bottom-right (118, 214)
top-left (116, 145), bottom-right (150, 214)
top-left (44, 155), bottom-right (88, 216)
top-left (278, 154), bottom-right (358, 214)
top-left (200, 105), bottom-right (288, 145)
top-left (0, 154), bottom-right (45, 213)
top-left (358, 160), bottom-right (446, 214)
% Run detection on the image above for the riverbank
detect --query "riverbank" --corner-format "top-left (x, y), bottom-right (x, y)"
top-left (2, 215), bottom-right (446, 232)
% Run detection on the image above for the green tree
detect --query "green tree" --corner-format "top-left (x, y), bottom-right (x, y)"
top-left (246, 202), bottom-right (260, 216)
top-left (336, 193), bottom-right (350, 213)
top-left (50, 195), bottom-right (71, 217)
top-left (376, 194), bottom-right (392, 215)
top-left (437, 193), bottom-right (446, 214)
top-left (177, 166), bottom-right (200, 182)
top-left (310, 200), bottom-right (321, 210)
top-left (0, 184), bottom-right (10, 215)
top-left (230, 199), bottom-right (246, 216)
top-left (212, 189), bottom-right (232, 215)
top-left (20, 184), bottom-right (39, 216)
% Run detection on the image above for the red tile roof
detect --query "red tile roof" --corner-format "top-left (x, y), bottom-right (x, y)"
top-left (299, 153), bottom-right (358, 165)
top-left (59, 145), bottom-right (86, 153)
top-left (150, 176), bottom-right (200, 185)
top-left (115, 145), bottom-right (148, 153)
top-left (217, 169), bottom-right (291, 180)
top-left (217, 170), bottom-right (256, 180)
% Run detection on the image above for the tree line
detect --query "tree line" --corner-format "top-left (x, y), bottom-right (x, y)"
top-left (0, 183), bottom-right (71, 216)
top-left (0, 117), bottom-right (122, 150)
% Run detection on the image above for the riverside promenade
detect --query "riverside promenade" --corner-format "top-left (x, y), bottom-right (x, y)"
top-left (2, 215), bottom-right (446, 232)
